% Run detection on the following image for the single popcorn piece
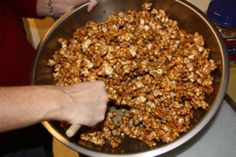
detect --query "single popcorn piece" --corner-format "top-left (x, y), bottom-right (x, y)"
top-left (82, 39), bottom-right (92, 52)
top-left (47, 2), bottom-right (217, 148)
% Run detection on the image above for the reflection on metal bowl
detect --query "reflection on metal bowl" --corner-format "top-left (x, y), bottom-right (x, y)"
top-left (31, 0), bottom-right (228, 156)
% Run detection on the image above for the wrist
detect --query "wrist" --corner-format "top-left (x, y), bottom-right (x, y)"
top-left (42, 86), bottom-right (74, 122)
top-left (36, 0), bottom-right (60, 17)
top-left (37, 0), bottom-right (82, 17)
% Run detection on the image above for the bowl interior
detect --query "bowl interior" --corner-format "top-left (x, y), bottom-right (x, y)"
top-left (32, 0), bottom-right (228, 156)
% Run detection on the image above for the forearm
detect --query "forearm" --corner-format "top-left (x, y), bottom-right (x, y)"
top-left (0, 86), bottom-right (65, 132)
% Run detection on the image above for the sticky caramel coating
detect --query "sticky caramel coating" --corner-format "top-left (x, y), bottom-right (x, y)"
top-left (48, 3), bottom-right (216, 148)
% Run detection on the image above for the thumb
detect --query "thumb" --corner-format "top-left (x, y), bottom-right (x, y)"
top-left (87, 0), bottom-right (98, 12)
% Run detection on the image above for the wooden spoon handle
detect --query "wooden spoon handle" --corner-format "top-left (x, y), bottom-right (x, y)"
top-left (66, 124), bottom-right (81, 137)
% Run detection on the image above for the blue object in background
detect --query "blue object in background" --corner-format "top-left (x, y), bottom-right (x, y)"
top-left (207, 0), bottom-right (236, 63)
top-left (207, 0), bottom-right (236, 28)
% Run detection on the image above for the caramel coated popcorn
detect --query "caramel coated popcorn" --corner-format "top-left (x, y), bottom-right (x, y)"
top-left (48, 3), bottom-right (216, 148)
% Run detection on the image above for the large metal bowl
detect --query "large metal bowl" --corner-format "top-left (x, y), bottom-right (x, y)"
top-left (31, 0), bottom-right (229, 156)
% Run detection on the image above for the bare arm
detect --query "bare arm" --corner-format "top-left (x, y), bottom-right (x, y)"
top-left (0, 81), bottom-right (108, 133)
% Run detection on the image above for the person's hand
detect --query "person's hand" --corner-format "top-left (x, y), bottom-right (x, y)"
top-left (37, 0), bottom-right (98, 17)
top-left (55, 81), bottom-right (108, 127)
